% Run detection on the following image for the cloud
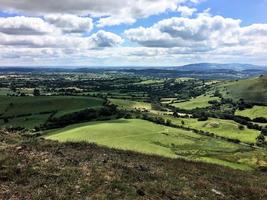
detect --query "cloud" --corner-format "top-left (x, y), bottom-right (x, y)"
top-left (0, 30), bottom-right (122, 49)
top-left (125, 15), bottom-right (242, 49)
top-left (44, 14), bottom-right (93, 33)
top-left (0, 0), bottom-right (199, 26)
top-left (89, 30), bottom-right (123, 47)
top-left (0, 16), bottom-right (60, 35)
top-left (0, 14), bottom-right (122, 49)
top-left (123, 14), bottom-right (267, 65)
top-left (177, 6), bottom-right (196, 17)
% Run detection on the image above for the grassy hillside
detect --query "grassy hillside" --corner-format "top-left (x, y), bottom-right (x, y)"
top-left (109, 99), bottom-right (152, 111)
top-left (0, 96), bottom-right (104, 128)
top-left (45, 119), bottom-right (266, 170)
top-left (170, 95), bottom-right (220, 110)
top-left (236, 106), bottom-right (267, 119)
top-left (164, 116), bottom-right (260, 144)
top-left (1, 130), bottom-right (266, 199)
top-left (222, 75), bottom-right (267, 104)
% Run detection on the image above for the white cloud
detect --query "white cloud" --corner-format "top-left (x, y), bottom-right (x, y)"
top-left (0, 16), bottom-right (60, 35)
top-left (89, 30), bottom-right (123, 47)
top-left (123, 14), bottom-right (267, 65)
top-left (44, 14), bottom-right (93, 33)
top-left (125, 15), bottom-right (242, 49)
top-left (177, 6), bottom-right (196, 17)
top-left (0, 0), bottom-right (199, 26)
top-left (0, 1), bottom-right (266, 66)
top-left (0, 30), bottom-right (123, 49)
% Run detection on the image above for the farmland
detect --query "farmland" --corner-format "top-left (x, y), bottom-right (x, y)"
top-left (0, 70), bottom-right (267, 199)
top-left (0, 96), bottom-right (104, 128)
top-left (46, 119), bottom-right (265, 170)
top-left (221, 76), bottom-right (267, 104)
top-left (236, 106), bottom-right (267, 119)
top-left (109, 99), bottom-right (152, 111)
top-left (170, 95), bottom-right (220, 110)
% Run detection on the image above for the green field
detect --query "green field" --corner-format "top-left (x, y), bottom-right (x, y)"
top-left (45, 119), bottom-right (266, 170)
top-left (222, 75), bottom-right (267, 104)
top-left (164, 116), bottom-right (260, 144)
top-left (235, 106), bottom-right (267, 119)
top-left (170, 95), bottom-right (219, 110)
top-left (0, 88), bottom-right (15, 96)
top-left (109, 98), bottom-right (152, 111)
top-left (0, 96), bottom-right (104, 128)
top-left (0, 114), bottom-right (51, 129)
top-left (134, 79), bottom-right (165, 85)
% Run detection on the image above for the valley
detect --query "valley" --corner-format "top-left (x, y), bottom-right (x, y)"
top-left (0, 68), bottom-right (267, 199)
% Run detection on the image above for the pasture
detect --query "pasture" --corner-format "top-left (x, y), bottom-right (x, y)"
top-left (46, 119), bottom-right (263, 170)
top-left (164, 116), bottom-right (260, 144)
top-left (170, 95), bottom-right (219, 110)
top-left (222, 75), bottom-right (267, 104)
top-left (235, 106), bottom-right (267, 119)
top-left (0, 96), bottom-right (104, 128)
top-left (109, 98), bottom-right (152, 111)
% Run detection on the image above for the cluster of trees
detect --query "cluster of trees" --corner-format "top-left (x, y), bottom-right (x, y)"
top-left (257, 127), bottom-right (267, 146)
top-left (40, 105), bottom-right (118, 130)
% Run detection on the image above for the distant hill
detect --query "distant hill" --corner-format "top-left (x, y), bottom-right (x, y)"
top-left (0, 63), bottom-right (266, 80)
top-left (223, 75), bottom-right (267, 104)
top-left (170, 63), bottom-right (267, 72)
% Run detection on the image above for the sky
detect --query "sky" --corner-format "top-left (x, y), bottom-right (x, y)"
top-left (0, 0), bottom-right (266, 67)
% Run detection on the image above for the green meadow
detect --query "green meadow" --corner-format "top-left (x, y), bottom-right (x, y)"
top-left (170, 95), bottom-right (219, 110)
top-left (222, 76), bottom-right (267, 104)
top-left (0, 96), bottom-right (104, 128)
top-left (235, 106), bottom-right (267, 119)
top-left (164, 116), bottom-right (260, 144)
top-left (45, 119), bottom-right (265, 170)
top-left (109, 98), bottom-right (152, 111)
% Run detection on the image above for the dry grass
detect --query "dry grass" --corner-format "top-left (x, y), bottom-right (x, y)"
top-left (0, 130), bottom-right (267, 200)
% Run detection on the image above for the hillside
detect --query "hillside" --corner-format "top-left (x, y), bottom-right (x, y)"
top-left (0, 96), bottom-right (104, 129)
top-left (222, 75), bottom-right (267, 104)
top-left (1, 130), bottom-right (267, 199)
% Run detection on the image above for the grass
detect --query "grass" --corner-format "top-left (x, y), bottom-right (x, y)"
top-left (0, 114), bottom-right (51, 129)
top-left (170, 95), bottom-right (219, 110)
top-left (165, 116), bottom-right (260, 144)
top-left (0, 88), bottom-right (15, 96)
top-left (0, 96), bottom-right (104, 117)
top-left (0, 96), bottom-right (104, 128)
top-left (134, 79), bottom-right (165, 85)
top-left (235, 106), bottom-right (267, 119)
top-left (109, 98), bottom-right (152, 111)
top-left (45, 119), bottom-right (264, 170)
top-left (222, 75), bottom-right (267, 104)
top-left (1, 130), bottom-right (267, 199)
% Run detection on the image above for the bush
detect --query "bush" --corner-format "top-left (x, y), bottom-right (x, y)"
top-left (198, 116), bottom-right (208, 121)
top-left (261, 127), bottom-right (267, 136)
top-left (238, 125), bottom-right (245, 130)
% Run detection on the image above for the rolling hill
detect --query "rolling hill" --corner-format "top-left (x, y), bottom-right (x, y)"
top-left (222, 75), bottom-right (267, 104)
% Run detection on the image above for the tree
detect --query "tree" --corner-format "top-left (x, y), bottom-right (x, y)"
top-left (166, 119), bottom-right (172, 126)
top-left (256, 134), bottom-right (265, 145)
top-left (33, 89), bottom-right (40, 96)
top-left (3, 118), bottom-right (8, 123)
top-left (261, 126), bottom-right (267, 136)
top-left (238, 125), bottom-right (245, 130)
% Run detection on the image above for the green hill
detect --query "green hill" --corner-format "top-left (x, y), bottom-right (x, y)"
top-left (46, 119), bottom-right (266, 170)
top-left (1, 130), bottom-right (266, 199)
top-left (0, 96), bottom-right (104, 129)
top-left (222, 75), bottom-right (267, 104)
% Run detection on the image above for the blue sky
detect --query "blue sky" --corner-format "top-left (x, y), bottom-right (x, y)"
top-left (0, 0), bottom-right (266, 66)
